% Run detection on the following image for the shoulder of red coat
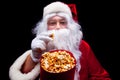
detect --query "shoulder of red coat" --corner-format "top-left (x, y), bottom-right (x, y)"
top-left (79, 39), bottom-right (90, 49)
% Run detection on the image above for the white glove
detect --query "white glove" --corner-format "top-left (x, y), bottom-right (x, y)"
top-left (30, 32), bottom-right (53, 62)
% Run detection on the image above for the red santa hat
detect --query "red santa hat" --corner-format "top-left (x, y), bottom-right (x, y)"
top-left (43, 1), bottom-right (72, 18)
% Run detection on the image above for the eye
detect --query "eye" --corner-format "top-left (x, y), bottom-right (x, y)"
top-left (60, 21), bottom-right (67, 25)
top-left (48, 21), bottom-right (56, 26)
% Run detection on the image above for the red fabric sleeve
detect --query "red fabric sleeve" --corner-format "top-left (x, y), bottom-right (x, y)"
top-left (79, 40), bottom-right (111, 80)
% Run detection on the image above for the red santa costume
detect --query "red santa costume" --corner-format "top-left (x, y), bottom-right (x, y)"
top-left (9, 1), bottom-right (111, 80)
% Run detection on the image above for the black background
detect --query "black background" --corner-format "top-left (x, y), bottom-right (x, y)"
top-left (2, 0), bottom-right (114, 80)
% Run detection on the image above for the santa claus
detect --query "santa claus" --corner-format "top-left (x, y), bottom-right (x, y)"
top-left (9, 1), bottom-right (111, 80)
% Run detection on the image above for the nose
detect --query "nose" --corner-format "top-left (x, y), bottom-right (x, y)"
top-left (55, 22), bottom-right (61, 30)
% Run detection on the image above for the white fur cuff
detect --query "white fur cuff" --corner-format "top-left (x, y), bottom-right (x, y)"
top-left (9, 50), bottom-right (40, 80)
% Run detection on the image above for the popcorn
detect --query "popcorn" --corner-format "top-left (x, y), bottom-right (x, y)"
top-left (49, 33), bottom-right (54, 39)
top-left (40, 50), bottom-right (76, 73)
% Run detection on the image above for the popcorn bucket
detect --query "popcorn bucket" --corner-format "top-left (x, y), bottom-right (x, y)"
top-left (40, 50), bottom-right (76, 80)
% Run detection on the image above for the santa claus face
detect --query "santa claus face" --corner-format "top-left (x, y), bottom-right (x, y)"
top-left (46, 15), bottom-right (69, 50)
top-left (47, 15), bottom-right (67, 30)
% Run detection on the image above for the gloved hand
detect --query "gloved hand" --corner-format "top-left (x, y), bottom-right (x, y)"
top-left (30, 32), bottom-right (53, 62)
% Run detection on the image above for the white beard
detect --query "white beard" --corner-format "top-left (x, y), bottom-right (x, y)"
top-left (47, 29), bottom-right (71, 50)
top-left (46, 29), bottom-right (82, 80)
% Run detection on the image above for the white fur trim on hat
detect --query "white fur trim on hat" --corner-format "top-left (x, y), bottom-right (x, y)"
top-left (9, 50), bottom-right (40, 80)
top-left (43, 1), bottom-right (72, 18)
